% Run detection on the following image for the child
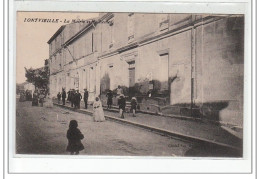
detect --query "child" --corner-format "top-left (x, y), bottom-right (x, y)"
top-left (130, 97), bottom-right (137, 117)
top-left (106, 90), bottom-right (113, 109)
top-left (66, 120), bottom-right (84, 155)
top-left (118, 94), bottom-right (126, 119)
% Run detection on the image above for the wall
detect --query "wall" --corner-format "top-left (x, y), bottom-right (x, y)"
top-left (48, 14), bottom-right (244, 126)
top-left (194, 17), bottom-right (244, 126)
top-left (49, 22), bottom-right (100, 99)
top-left (100, 53), bottom-right (129, 92)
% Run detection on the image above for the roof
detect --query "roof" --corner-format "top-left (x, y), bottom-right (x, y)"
top-left (47, 25), bottom-right (66, 44)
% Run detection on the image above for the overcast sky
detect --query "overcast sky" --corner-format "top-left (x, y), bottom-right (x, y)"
top-left (16, 12), bottom-right (99, 84)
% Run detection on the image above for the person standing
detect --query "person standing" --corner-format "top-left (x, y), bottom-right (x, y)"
top-left (32, 90), bottom-right (39, 106)
top-left (70, 89), bottom-right (75, 108)
top-left (106, 90), bottom-right (113, 109)
top-left (83, 89), bottom-right (89, 109)
top-left (67, 89), bottom-right (71, 102)
top-left (66, 120), bottom-right (84, 155)
top-left (57, 92), bottom-right (62, 104)
top-left (62, 89), bottom-right (66, 105)
top-left (25, 90), bottom-right (29, 101)
top-left (130, 97), bottom-right (137, 117)
top-left (39, 91), bottom-right (45, 107)
top-left (118, 94), bottom-right (126, 119)
top-left (116, 85), bottom-right (123, 96)
top-left (93, 97), bottom-right (106, 122)
top-left (75, 90), bottom-right (82, 109)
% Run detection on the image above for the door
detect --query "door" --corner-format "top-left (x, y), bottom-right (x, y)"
top-left (159, 53), bottom-right (169, 91)
top-left (129, 67), bottom-right (135, 87)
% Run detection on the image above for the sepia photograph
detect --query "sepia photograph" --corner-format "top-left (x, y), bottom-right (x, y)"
top-left (15, 11), bottom-right (244, 158)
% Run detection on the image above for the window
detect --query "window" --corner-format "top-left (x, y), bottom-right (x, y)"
top-left (108, 64), bottom-right (114, 89)
top-left (128, 13), bottom-right (135, 42)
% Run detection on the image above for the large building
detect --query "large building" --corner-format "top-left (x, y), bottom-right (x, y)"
top-left (48, 13), bottom-right (244, 127)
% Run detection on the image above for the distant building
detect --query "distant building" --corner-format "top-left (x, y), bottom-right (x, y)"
top-left (48, 13), bottom-right (244, 127)
top-left (22, 82), bottom-right (35, 92)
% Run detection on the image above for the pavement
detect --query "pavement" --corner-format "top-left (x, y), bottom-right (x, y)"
top-left (54, 100), bottom-right (243, 155)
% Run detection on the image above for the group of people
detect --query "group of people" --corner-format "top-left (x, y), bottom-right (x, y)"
top-left (108, 85), bottom-right (137, 119)
top-left (65, 85), bottom-right (139, 155)
top-left (57, 86), bottom-right (138, 120)
top-left (117, 94), bottom-right (137, 119)
top-left (65, 96), bottom-right (105, 155)
top-left (57, 88), bottom-right (89, 109)
top-left (65, 95), bottom-right (137, 155)
top-left (32, 89), bottom-right (47, 107)
top-left (19, 90), bottom-right (32, 102)
top-left (61, 85), bottom-right (137, 132)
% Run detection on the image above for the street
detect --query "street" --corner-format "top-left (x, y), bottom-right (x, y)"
top-left (16, 100), bottom-right (195, 156)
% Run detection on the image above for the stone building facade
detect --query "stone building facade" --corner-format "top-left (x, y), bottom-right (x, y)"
top-left (48, 13), bottom-right (244, 127)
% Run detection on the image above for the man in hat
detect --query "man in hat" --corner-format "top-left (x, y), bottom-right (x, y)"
top-left (83, 88), bottom-right (89, 109)
top-left (67, 89), bottom-right (71, 102)
top-left (62, 88), bottom-right (66, 105)
top-left (75, 90), bottom-right (82, 109)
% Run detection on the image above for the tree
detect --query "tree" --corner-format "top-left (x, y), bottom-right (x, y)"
top-left (25, 66), bottom-right (49, 92)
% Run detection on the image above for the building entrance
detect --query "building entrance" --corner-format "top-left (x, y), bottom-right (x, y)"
top-left (128, 61), bottom-right (135, 87)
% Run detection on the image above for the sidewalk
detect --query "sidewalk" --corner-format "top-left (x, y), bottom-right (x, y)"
top-left (55, 100), bottom-right (243, 152)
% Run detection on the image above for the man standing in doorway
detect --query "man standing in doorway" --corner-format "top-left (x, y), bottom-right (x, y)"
top-left (62, 88), bottom-right (66, 105)
top-left (83, 88), bottom-right (89, 109)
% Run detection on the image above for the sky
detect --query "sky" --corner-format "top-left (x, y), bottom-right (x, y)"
top-left (16, 12), bottom-right (99, 84)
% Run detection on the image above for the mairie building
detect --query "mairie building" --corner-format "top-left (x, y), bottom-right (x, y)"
top-left (48, 13), bottom-right (244, 127)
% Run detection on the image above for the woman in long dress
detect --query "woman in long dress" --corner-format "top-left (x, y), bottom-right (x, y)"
top-left (93, 97), bottom-right (105, 122)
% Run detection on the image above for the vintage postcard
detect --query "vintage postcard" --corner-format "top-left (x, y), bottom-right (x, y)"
top-left (9, 0), bottom-right (253, 174)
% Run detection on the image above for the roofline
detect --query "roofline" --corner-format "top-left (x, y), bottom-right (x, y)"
top-left (47, 13), bottom-right (110, 46)
top-left (63, 22), bottom-right (95, 47)
top-left (63, 14), bottom-right (112, 47)
top-left (47, 25), bottom-right (66, 44)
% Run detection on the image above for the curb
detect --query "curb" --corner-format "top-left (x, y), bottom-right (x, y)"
top-left (54, 103), bottom-right (242, 153)
top-left (101, 105), bottom-right (243, 134)
top-left (102, 104), bottom-right (203, 122)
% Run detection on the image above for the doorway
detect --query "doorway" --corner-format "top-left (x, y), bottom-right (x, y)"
top-left (128, 61), bottom-right (135, 87)
top-left (159, 53), bottom-right (169, 91)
